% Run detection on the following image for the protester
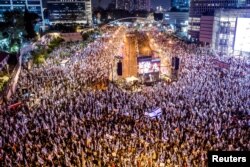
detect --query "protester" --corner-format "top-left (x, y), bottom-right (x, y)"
top-left (1, 26), bottom-right (249, 167)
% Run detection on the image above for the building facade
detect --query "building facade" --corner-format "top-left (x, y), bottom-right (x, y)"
top-left (135, 0), bottom-right (151, 11)
top-left (212, 9), bottom-right (250, 56)
top-left (116, 0), bottom-right (133, 11)
top-left (116, 0), bottom-right (150, 11)
top-left (47, 0), bottom-right (92, 25)
top-left (164, 11), bottom-right (189, 35)
top-left (188, 0), bottom-right (250, 41)
top-left (0, 0), bottom-right (44, 22)
top-left (199, 16), bottom-right (214, 44)
top-left (164, 11), bottom-right (189, 26)
top-left (116, 0), bottom-right (134, 11)
top-left (171, 0), bottom-right (189, 10)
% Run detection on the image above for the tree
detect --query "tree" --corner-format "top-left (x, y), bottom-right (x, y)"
top-left (3, 9), bottom-right (24, 53)
top-left (0, 22), bottom-right (8, 33)
top-left (107, 2), bottom-right (116, 10)
top-left (3, 9), bottom-right (25, 39)
top-left (24, 7), bottom-right (39, 39)
top-left (3, 9), bottom-right (24, 29)
top-left (2, 8), bottom-right (39, 53)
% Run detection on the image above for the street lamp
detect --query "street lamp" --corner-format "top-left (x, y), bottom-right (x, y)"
top-left (41, 7), bottom-right (47, 32)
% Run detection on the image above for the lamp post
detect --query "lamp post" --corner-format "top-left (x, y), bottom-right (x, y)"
top-left (6, 64), bottom-right (9, 75)
top-left (41, 7), bottom-right (47, 32)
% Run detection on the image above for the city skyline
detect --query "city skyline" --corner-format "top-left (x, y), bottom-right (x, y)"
top-left (115, 0), bottom-right (151, 11)
top-left (92, 0), bottom-right (169, 9)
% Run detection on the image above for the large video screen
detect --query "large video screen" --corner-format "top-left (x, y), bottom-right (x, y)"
top-left (138, 57), bottom-right (160, 74)
top-left (234, 18), bottom-right (250, 52)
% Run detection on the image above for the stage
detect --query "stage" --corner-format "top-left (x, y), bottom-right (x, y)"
top-left (121, 31), bottom-right (171, 84)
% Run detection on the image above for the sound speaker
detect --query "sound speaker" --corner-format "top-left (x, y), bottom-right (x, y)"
top-left (174, 57), bottom-right (180, 70)
top-left (171, 57), bottom-right (175, 67)
top-left (117, 61), bottom-right (122, 76)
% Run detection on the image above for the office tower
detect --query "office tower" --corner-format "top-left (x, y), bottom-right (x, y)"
top-left (0, 0), bottom-right (44, 22)
top-left (116, 0), bottom-right (134, 11)
top-left (115, 0), bottom-right (150, 11)
top-left (135, 0), bottom-right (151, 11)
top-left (47, 0), bottom-right (92, 25)
top-left (188, 0), bottom-right (250, 40)
top-left (212, 9), bottom-right (250, 55)
top-left (171, 0), bottom-right (189, 10)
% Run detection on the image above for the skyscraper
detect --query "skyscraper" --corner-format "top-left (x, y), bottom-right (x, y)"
top-left (47, 0), bottom-right (92, 25)
top-left (0, 0), bottom-right (44, 22)
top-left (135, 0), bottom-right (151, 11)
top-left (115, 0), bottom-right (151, 11)
top-left (211, 9), bottom-right (250, 55)
top-left (171, 0), bottom-right (189, 10)
top-left (188, 0), bottom-right (250, 40)
top-left (116, 0), bottom-right (134, 11)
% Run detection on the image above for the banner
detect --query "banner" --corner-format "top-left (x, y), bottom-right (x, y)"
top-left (145, 108), bottom-right (162, 118)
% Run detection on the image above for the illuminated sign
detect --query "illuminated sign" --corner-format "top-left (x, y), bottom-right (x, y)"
top-left (138, 57), bottom-right (160, 74)
top-left (234, 18), bottom-right (250, 52)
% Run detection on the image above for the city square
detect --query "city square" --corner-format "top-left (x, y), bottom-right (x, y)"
top-left (0, 0), bottom-right (250, 166)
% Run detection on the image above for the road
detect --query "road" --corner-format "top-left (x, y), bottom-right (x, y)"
top-left (122, 34), bottom-right (138, 78)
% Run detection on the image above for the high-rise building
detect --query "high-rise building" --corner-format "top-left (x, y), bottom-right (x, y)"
top-left (115, 0), bottom-right (151, 11)
top-left (47, 0), bottom-right (92, 25)
top-left (135, 0), bottom-right (151, 11)
top-left (188, 0), bottom-right (250, 40)
top-left (211, 9), bottom-right (250, 55)
top-left (0, 0), bottom-right (44, 22)
top-left (116, 0), bottom-right (134, 11)
top-left (171, 0), bottom-right (189, 10)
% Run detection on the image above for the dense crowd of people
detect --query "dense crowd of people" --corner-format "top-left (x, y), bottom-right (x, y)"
top-left (0, 26), bottom-right (249, 166)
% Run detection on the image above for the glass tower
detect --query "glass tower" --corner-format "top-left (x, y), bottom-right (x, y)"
top-left (0, 0), bottom-right (43, 22)
top-left (188, 0), bottom-right (250, 40)
top-left (47, 0), bottom-right (92, 25)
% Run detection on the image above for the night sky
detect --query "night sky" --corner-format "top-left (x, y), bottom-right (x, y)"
top-left (92, 0), bottom-right (169, 9)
